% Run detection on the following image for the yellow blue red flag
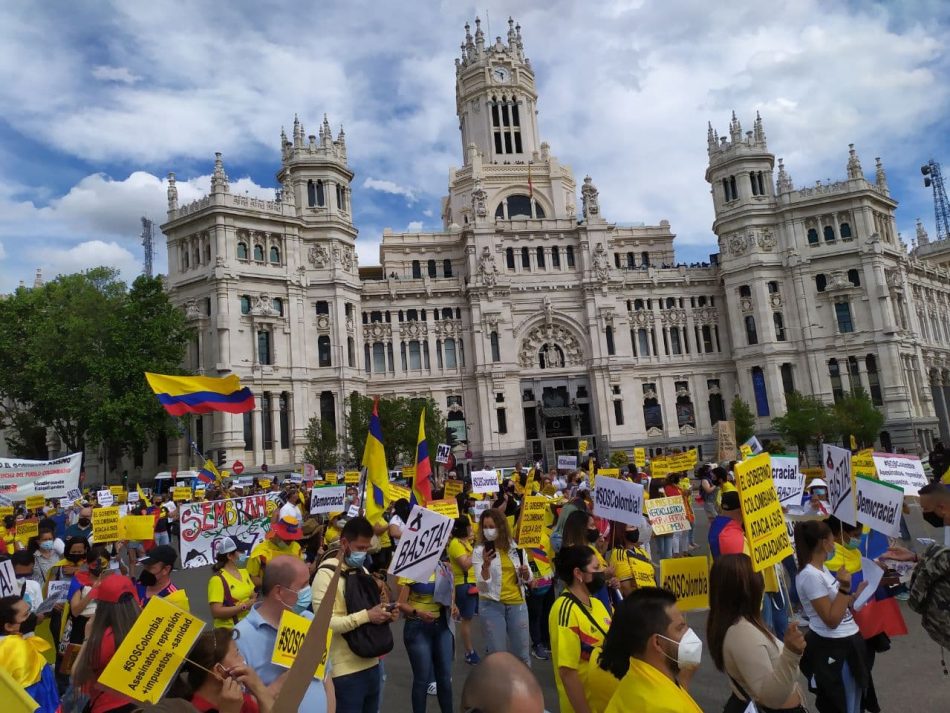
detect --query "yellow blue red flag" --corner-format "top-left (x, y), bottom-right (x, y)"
top-left (361, 398), bottom-right (390, 525)
top-left (411, 408), bottom-right (432, 506)
top-left (145, 372), bottom-right (254, 416)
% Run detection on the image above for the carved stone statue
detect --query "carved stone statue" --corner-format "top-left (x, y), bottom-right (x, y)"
top-left (477, 246), bottom-right (498, 286)
top-left (581, 175), bottom-right (600, 219)
top-left (542, 343), bottom-right (564, 367)
top-left (308, 245), bottom-right (330, 268)
top-left (472, 179), bottom-right (488, 219)
top-left (592, 243), bottom-right (610, 281)
top-left (167, 173), bottom-right (178, 211)
top-left (281, 178), bottom-right (295, 207)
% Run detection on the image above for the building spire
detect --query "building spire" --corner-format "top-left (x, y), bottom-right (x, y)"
top-left (776, 157), bottom-right (793, 193)
top-left (507, 16), bottom-right (517, 48)
top-left (753, 111), bottom-right (766, 145)
top-left (293, 114), bottom-right (303, 148)
top-left (729, 111), bottom-right (742, 143)
top-left (916, 218), bottom-right (930, 246)
top-left (875, 156), bottom-right (889, 194)
top-left (474, 16), bottom-right (484, 54)
top-left (707, 121), bottom-right (718, 154)
top-left (211, 152), bottom-right (229, 194)
top-left (167, 172), bottom-right (178, 211)
top-left (847, 143), bottom-right (863, 180)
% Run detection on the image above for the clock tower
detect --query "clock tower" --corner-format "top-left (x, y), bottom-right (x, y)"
top-left (455, 17), bottom-right (542, 165)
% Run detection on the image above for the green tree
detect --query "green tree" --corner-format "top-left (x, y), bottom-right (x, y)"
top-left (763, 439), bottom-right (787, 455)
top-left (832, 387), bottom-right (885, 449)
top-left (609, 450), bottom-right (629, 468)
top-left (731, 396), bottom-right (756, 444)
top-left (302, 417), bottom-right (339, 474)
top-left (0, 268), bottom-right (192, 473)
top-left (771, 391), bottom-right (839, 462)
top-left (345, 393), bottom-right (446, 472)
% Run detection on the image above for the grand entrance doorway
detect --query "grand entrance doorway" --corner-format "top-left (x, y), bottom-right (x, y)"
top-left (521, 376), bottom-right (599, 466)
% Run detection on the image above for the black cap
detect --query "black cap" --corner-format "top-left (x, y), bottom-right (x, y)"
top-left (138, 544), bottom-right (178, 569)
top-left (720, 491), bottom-right (741, 512)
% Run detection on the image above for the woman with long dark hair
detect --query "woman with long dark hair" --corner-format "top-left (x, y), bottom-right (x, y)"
top-left (794, 519), bottom-right (869, 713)
top-left (607, 521), bottom-right (655, 598)
top-left (561, 509), bottom-right (618, 613)
top-left (208, 537), bottom-right (255, 629)
top-left (707, 554), bottom-right (807, 712)
top-left (0, 594), bottom-right (60, 712)
top-left (447, 516), bottom-right (479, 664)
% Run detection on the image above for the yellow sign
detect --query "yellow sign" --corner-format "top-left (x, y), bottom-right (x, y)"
top-left (120, 515), bottom-right (156, 541)
top-left (597, 468), bottom-right (620, 479)
top-left (444, 479), bottom-right (464, 499)
top-left (634, 448), bottom-right (646, 468)
top-left (0, 506), bottom-right (13, 518)
top-left (110, 485), bottom-right (125, 497)
top-left (15, 519), bottom-right (38, 546)
top-left (93, 507), bottom-right (121, 543)
top-left (98, 596), bottom-right (206, 703)
top-left (426, 499), bottom-right (460, 520)
top-left (517, 496), bottom-right (548, 549)
top-left (401, 465), bottom-right (416, 480)
top-left (739, 444), bottom-right (753, 460)
top-left (259, 478), bottom-right (272, 489)
top-left (271, 609), bottom-right (332, 680)
top-left (578, 440), bottom-right (588, 454)
top-left (24, 495), bottom-right (46, 510)
top-left (344, 471), bottom-right (360, 485)
top-left (650, 449), bottom-right (698, 477)
top-left (659, 556), bottom-right (710, 611)
top-left (388, 483), bottom-right (411, 502)
top-left (735, 454), bottom-right (794, 572)
top-left (852, 449), bottom-right (876, 479)
top-left (172, 487), bottom-right (192, 502)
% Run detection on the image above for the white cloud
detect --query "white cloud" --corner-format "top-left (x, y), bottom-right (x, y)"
top-left (406, 220), bottom-right (424, 232)
top-left (363, 177), bottom-right (417, 203)
top-left (91, 65), bottom-right (140, 84)
top-left (33, 240), bottom-right (141, 281)
top-left (0, 240), bottom-right (5, 260)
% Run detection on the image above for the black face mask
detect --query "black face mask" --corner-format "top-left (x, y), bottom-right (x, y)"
top-left (586, 528), bottom-right (601, 543)
top-left (66, 553), bottom-right (84, 563)
top-left (78, 518), bottom-right (91, 528)
top-left (585, 572), bottom-right (607, 594)
top-left (87, 565), bottom-right (102, 577)
top-left (923, 511), bottom-right (945, 529)
top-left (138, 570), bottom-right (158, 587)
top-left (624, 529), bottom-right (640, 544)
top-left (19, 612), bottom-right (38, 636)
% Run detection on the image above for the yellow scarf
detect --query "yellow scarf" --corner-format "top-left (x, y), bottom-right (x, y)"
top-left (0, 635), bottom-right (51, 688)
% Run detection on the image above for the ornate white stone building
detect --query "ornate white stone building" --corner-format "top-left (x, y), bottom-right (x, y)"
top-left (129, 17), bottom-right (950, 476)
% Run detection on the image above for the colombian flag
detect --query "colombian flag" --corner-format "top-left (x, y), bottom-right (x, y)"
top-left (145, 372), bottom-right (254, 416)
top-left (411, 408), bottom-right (432, 506)
top-left (362, 398), bottom-right (390, 525)
top-left (197, 459), bottom-right (220, 485)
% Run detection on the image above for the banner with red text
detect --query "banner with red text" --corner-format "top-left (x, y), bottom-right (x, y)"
top-left (178, 493), bottom-right (280, 568)
top-left (0, 453), bottom-right (82, 501)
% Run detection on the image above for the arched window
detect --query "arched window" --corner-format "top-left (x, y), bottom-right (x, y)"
top-left (627, 252), bottom-right (636, 269)
top-left (665, 297), bottom-right (676, 309)
top-left (751, 366), bottom-right (769, 416)
top-left (767, 281), bottom-right (779, 294)
top-left (193, 246), bottom-right (200, 266)
top-left (495, 194), bottom-right (544, 219)
top-left (866, 354), bottom-right (883, 405)
top-left (257, 330), bottom-right (271, 365)
top-left (443, 259), bottom-right (453, 278)
top-left (490, 332), bottom-right (500, 362)
top-left (551, 246), bottom-right (561, 268)
top-left (336, 183), bottom-right (347, 212)
top-left (237, 242), bottom-right (248, 260)
top-left (781, 363), bottom-right (795, 394)
top-left (272, 298), bottom-right (283, 316)
top-left (840, 222), bottom-right (852, 239)
top-left (427, 259), bottom-right (437, 277)
top-left (412, 260), bottom-right (421, 279)
top-left (676, 382), bottom-right (695, 428)
top-left (637, 329), bottom-right (651, 356)
top-left (240, 295), bottom-right (251, 315)
top-left (807, 228), bottom-right (819, 245)
top-left (444, 338), bottom-right (458, 368)
top-left (745, 315), bottom-right (758, 345)
top-left (270, 246), bottom-right (281, 264)
top-left (829, 358), bottom-right (844, 402)
top-left (253, 244), bottom-right (265, 261)
top-left (738, 285), bottom-right (751, 298)
top-left (823, 225), bottom-right (835, 242)
top-left (773, 312), bottom-right (786, 341)
top-left (567, 246), bottom-right (576, 267)
top-left (643, 387), bottom-right (663, 430)
top-left (316, 300), bottom-right (330, 315)
top-left (521, 247), bottom-right (530, 270)
top-left (491, 95), bottom-right (523, 155)
top-left (816, 274), bottom-right (827, 292)
top-left (404, 340), bottom-right (419, 369)
top-left (536, 246), bottom-right (545, 268)
top-left (318, 336), bottom-right (331, 367)
top-left (605, 326), bottom-right (615, 355)
top-left (506, 248), bottom-right (515, 269)
top-left (364, 343), bottom-right (371, 372)
top-left (848, 269), bottom-right (861, 286)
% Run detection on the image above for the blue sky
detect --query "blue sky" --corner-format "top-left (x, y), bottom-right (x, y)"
top-left (1, 0), bottom-right (949, 292)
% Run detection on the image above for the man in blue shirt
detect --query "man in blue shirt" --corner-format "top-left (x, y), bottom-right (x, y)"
top-left (236, 554), bottom-right (332, 712)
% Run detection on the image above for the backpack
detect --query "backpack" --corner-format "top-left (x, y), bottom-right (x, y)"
top-left (319, 563), bottom-right (394, 659)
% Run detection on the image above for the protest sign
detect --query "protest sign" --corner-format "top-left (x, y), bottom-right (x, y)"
top-left (303, 463), bottom-right (317, 481)
top-left (0, 560), bottom-right (16, 597)
top-left (426, 499), bottom-right (460, 519)
top-left (517, 496), bottom-right (549, 548)
top-left (172, 487), bottom-right (192, 502)
top-left (402, 465), bottom-right (417, 481)
top-left (97, 490), bottom-right (115, 507)
top-left (97, 596), bottom-right (206, 703)
top-left (823, 444), bottom-right (856, 525)
top-left (66, 488), bottom-right (82, 502)
top-left (259, 479), bottom-right (272, 489)
top-left (162, 500), bottom-right (177, 514)
top-left (344, 471), bottom-right (361, 485)
top-left (14, 518), bottom-right (38, 546)
top-left (271, 609), bottom-right (333, 679)
top-left (651, 449), bottom-right (698, 477)
top-left (0, 453), bottom-right (82, 501)
top-left (597, 467), bottom-right (620, 479)
top-left (93, 507), bottom-right (120, 543)
top-left (593, 478), bottom-right (644, 526)
top-left (873, 453), bottom-right (928, 495)
top-left (578, 439), bottom-right (588, 454)
top-left (735, 454), bottom-right (794, 571)
top-left (471, 470), bottom-right (499, 495)
top-left (389, 483), bottom-right (412, 502)
top-left (852, 449), bottom-right (876, 479)
top-left (0, 506), bottom-right (12, 518)
top-left (25, 495), bottom-right (46, 510)
top-left (178, 493), bottom-right (280, 569)
top-left (194, 487), bottom-right (206, 499)
top-left (743, 436), bottom-right (763, 456)
top-left (120, 515), bottom-right (156, 541)
top-left (128, 491), bottom-right (140, 504)
top-left (472, 500), bottom-right (491, 521)
top-left (443, 479), bottom-right (463, 499)
top-left (435, 444), bottom-right (452, 464)
top-left (634, 448), bottom-right (646, 468)
top-left (660, 556), bottom-right (710, 611)
top-left (389, 505), bottom-right (453, 582)
top-left (110, 485), bottom-right (125, 498)
top-left (36, 580), bottom-right (71, 615)
top-left (855, 475), bottom-right (904, 538)
top-left (288, 473), bottom-right (303, 484)
top-left (310, 486), bottom-right (346, 515)
top-left (770, 455), bottom-right (805, 506)
top-left (739, 444), bottom-right (753, 460)
top-left (646, 496), bottom-right (691, 535)
top-left (717, 420), bottom-right (737, 462)
top-left (557, 455), bottom-right (578, 471)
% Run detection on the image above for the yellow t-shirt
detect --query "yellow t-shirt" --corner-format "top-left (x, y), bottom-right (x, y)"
top-left (827, 541), bottom-right (862, 574)
top-left (605, 657), bottom-right (702, 713)
top-left (447, 537), bottom-right (473, 586)
top-left (207, 567), bottom-right (255, 628)
top-left (549, 593), bottom-right (616, 713)
top-left (527, 533), bottom-right (555, 580)
top-left (499, 551), bottom-right (524, 604)
top-left (589, 545), bottom-right (607, 569)
top-left (247, 539), bottom-right (302, 581)
top-left (324, 524), bottom-right (341, 545)
top-left (609, 547), bottom-right (656, 589)
top-left (397, 574), bottom-right (442, 615)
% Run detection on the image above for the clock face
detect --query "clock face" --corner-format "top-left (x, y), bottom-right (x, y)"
top-left (492, 66), bottom-right (511, 83)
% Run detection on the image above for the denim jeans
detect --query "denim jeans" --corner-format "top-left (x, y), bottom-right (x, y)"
top-left (333, 663), bottom-right (381, 713)
top-left (154, 531), bottom-right (170, 547)
top-left (526, 586), bottom-right (554, 648)
top-left (653, 534), bottom-right (674, 562)
top-left (480, 598), bottom-right (530, 666)
top-left (403, 616), bottom-right (453, 713)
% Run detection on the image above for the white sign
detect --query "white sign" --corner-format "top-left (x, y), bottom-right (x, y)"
top-left (310, 486), bottom-right (347, 515)
top-left (97, 490), bottom-right (114, 507)
top-left (178, 493), bottom-right (281, 569)
top-left (0, 494), bottom-right (12, 507)
top-left (823, 444), bottom-right (856, 526)
top-left (127, 491), bottom-right (140, 504)
top-left (389, 505), bottom-right (454, 582)
top-left (0, 453), bottom-right (82, 500)
top-left (435, 444), bottom-right (452, 464)
top-left (162, 500), bottom-right (177, 514)
top-left (471, 470), bottom-right (500, 495)
top-left (770, 456), bottom-right (805, 505)
top-left (854, 557), bottom-right (885, 610)
top-left (471, 500), bottom-right (491, 521)
top-left (855, 475), bottom-right (904, 538)
top-left (557, 455), bottom-right (578, 471)
top-left (289, 473), bottom-right (303, 483)
top-left (872, 453), bottom-right (928, 496)
top-left (743, 436), bottom-right (764, 456)
top-left (66, 488), bottom-right (82, 503)
top-left (593, 479), bottom-right (644, 526)
top-left (303, 463), bottom-right (317, 481)
top-left (0, 559), bottom-right (15, 597)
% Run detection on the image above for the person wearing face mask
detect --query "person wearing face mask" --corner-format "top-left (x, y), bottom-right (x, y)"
top-left (803, 479), bottom-right (831, 516)
top-left (312, 516), bottom-right (395, 713)
top-left (33, 527), bottom-right (60, 585)
top-left (45, 536), bottom-right (88, 684)
top-left (2, 514), bottom-right (17, 554)
top-left (0, 594), bottom-right (60, 713)
top-left (65, 507), bottom-right (94, 541)
top-left (548, 545), bottom-right (617, 713)
top-left (608, 521), bottom-right (656, 597)
top-left (561, 510), bottom-right (619, 614)
top-left (794, 519), bottom-right (869, 713)
top-left (12, 550), bottom-right (46, 616)
top-left (909, 482), bottom-right (950, 662)
top-left (599, 587), bottom-right (703, 713)
top-left (246, 516), bottom-right (303, 590)
top-left (447, 516), bottom-right (479, 664)
top-left (135, 544), bottom-right (190, 611)
top-left (208, 537), bottom-right (256, 629)
top-left (234, 555), bottom-right (332, 712)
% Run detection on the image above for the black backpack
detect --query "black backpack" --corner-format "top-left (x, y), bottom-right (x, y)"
top-left (318, 563), bottom-right (394, 659)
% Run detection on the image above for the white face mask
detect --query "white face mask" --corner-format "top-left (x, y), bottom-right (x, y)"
top-left (638, 521), bottom-right (653, 543)
top-left (482, 528), bottom-right (498, 541)
top-left (658, 628), bottom-right (703, 670)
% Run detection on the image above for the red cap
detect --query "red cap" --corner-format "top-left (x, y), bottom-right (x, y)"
top-left (89, 575), bottom-right (140, 604)
top-left (273, 515), bottom-right (303, 541)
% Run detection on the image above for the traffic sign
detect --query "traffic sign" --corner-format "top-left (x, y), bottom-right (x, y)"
top-left (232, 460), bottom-right (245, 475)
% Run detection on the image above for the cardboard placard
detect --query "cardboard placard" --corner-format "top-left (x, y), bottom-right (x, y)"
top-left (388, 505), bottom-right (453, 582)
top-left (873, 453), bottom-right (928, 495)
top-left (855, 475), bottom-right (904, 538)
top-left (120, 515), bottom-right (156, 541)
top-left (716, 420), bottom-right (737, 463)
top-left (852, 449), bottom-right (876, 480)
top-left (97, 490), bottom-right (114, 507)
top-left (259, 479), bottom-right (272, 489)
top-left (557, 455), bottom-right (578, 471)
top-left (578, 440), bottom-right (588, 454)
top-left (471, 470), bottom-right (499, 494)
top-left (426, 498), bottom-right (460, 520)
top-left (178, 493), bottom-right (280, 569)
top-left (25, 495), bottom-right (46, 510)
top-left (516, 496), bottom-right (549, 549)
top-left (110, 485), bottom-right (125, 497)
top-left (172, 487), bottom-right (193, 502)
top-left (823, 444), bottom-right (856, 526)
top-left (770, 455), bottom-right (805, 505)
top-left (597, 467), bottom-right (620, 479)
top-left (271, 609), bottom-right (332, 679)
top-left (388, 483), bottom-right (412, 502)
top-left (735, 454), bottom-right (794, 572)
top-left (659, 556), bottom-right (710, 611)
top-left (646, 496), bottom-right (691, 535)
top-left (344, 471), bottom-right (361, 485)
top-left (93, 507), bottom-right (121, 543)
top-left (435, 444), bottom-right (452, 464)
top-left (310, 486), bottom-right (347, 515)
top-left (633, 448), bottom-right (646, 468)
top-left (0, 506), bottom-right (13, 517)
top-left (593, 478), bottom-right (644, 526)
top-left (443, 480), bottom-right (463, 499)
top-left (14, 518), bottom-right (38, 546)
